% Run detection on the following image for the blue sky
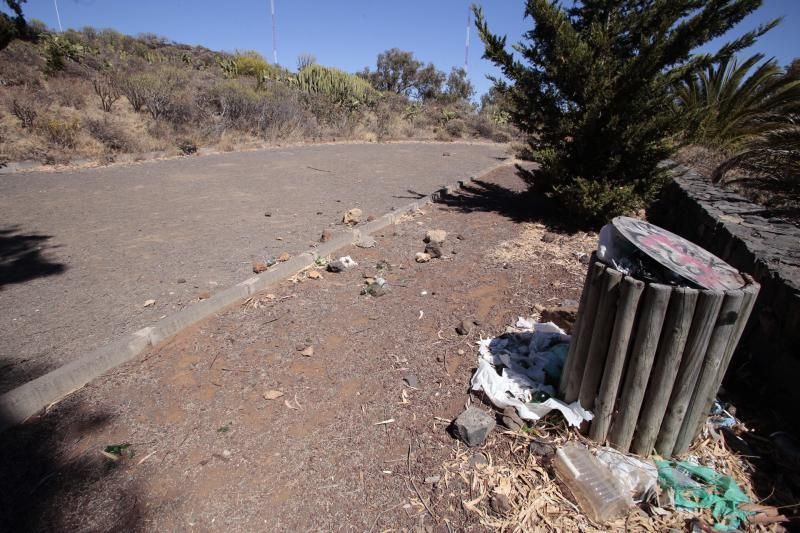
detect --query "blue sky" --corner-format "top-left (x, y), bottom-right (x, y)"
top-left (9, 0), bottom-right (800, 97)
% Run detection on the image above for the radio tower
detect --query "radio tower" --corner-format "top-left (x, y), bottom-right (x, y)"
top-left (464, 6), bottom-right (470, 73)
top-left (270, 0), bottom-right (278, 65)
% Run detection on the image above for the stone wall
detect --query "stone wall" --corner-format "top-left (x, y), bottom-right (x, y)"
top-left (648, 169), bottom-right (800, 405)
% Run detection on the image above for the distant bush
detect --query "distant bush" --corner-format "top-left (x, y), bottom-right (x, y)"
top-left (38, 117), bottom-right (80, 149)
top-left (84, 117), bottom-right (132, 152)
top-left (445, 118), bottom-right (466, 138)
top-left (92, 75), bottom-right (120, 112)
top-left (11, 96), bottom-right (38, 128)
top-left (43, 35), bottom-right (84, 73)
top-left (177, 139), bottom-right (197, 155)
top-left (205, 81), bottom-right (261, 130)
top-left (257, 85), bottom-right (317, 140)
top-left (117, 72), bottom-right (147, 112)
top-left (138, 66), bottom-right (187, 120)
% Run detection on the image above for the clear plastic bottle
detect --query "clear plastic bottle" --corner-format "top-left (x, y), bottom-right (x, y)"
top-left (553, 443), bottom-right (633, 523)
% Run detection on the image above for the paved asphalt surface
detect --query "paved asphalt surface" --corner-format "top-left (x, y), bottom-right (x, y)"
top-left (0, 142), bottom-right (508, 393)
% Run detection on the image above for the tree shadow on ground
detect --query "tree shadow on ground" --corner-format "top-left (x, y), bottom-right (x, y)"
top-left (0, 378), bottom-right (143, 532)
top-left (0, 225), bottom-right (66, 289)
top-left (435, 165), bottom-right (597, 233)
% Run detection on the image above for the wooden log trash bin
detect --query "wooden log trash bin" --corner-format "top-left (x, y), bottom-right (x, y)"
top-left (559, 255), bottom-right (759, 458)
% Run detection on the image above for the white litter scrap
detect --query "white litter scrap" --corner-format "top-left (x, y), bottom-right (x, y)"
top-left (470, 318), bottom-right (593, 427)
top-left (339, 256), bottom-right (358, 268)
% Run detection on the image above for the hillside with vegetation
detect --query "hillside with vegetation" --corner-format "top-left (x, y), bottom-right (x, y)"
top-left (0, 23), bottom-right (515, 167)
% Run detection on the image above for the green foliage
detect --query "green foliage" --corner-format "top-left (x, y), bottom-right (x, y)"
top-left (443, 67), bottom-right (474, 102)
top-left (675, 54), bottom-right (800, 150)
top-left (474, 0), bottom-right (778, 224)
top-left (362, 48), bottom-right (456, 102)
top-left (227, 51), bottom-right (289, 89)
top-left (1, 0), bottom-right (34, 51)
top-left (369, 48), bottom-right (421, 95)
top-left (292, 64), bottom-right (376, 108)
top-left (44, 35), bottom-right (85, 73)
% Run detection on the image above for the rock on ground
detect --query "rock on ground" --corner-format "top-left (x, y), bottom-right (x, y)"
top-left (424, 229), bottom-right (447, 244)
top-left (343, 208), bottom-right (362, 225)
top-left (424, 242), bottom-right (442, 259)
top-left (327, 260), bottom-right (346, 272)
top-left (415, 252), bottom-right (431, 263)
top-left (453, 406), bottom-right (496, 447)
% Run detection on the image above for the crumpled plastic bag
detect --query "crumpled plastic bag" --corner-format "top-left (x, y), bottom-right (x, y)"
top-left (657, 459), bottom-right (753, 531)
top-left (595, 447), bottom-right (658, 502)
top-left (470, 318), bottom-right (593, 427)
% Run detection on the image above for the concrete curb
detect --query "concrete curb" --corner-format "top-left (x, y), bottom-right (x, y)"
top-left (0, 159), bottom-right (515, 431)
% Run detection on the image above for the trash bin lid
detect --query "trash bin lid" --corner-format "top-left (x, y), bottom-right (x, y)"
top-left (612, 217), bottom-right (745, 291)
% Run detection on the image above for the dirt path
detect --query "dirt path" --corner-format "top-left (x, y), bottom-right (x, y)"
top-left (0, 142), bottom-right (507, 393)
top-left (0, 166), bottom-right (602, 531)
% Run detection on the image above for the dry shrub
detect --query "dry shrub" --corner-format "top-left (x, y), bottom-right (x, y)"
top-left (493, 130), bottom-right (512, 143)
top-left (92, 75), bottom-right (120, 112)
top-left (84, 117), bottom-right (135, 152)
top-left (43, 76), bottom-right (89, 110)
top-left (11, 97), bottom-right (38, 128)
top-left (258, 87), bottom-right (317, 141)
top-left (470, 114), bottom-right (498, 138)
top-left (445, 117), bottom-right (466, 137)
top-left (37, 117), bottom-right (81, 149)
top-left (0, 41), bottom-right (45, 87)
top-left (301, 91), bottom-right (359, 134)
top-left (434, 128), bottom-right (452, 142)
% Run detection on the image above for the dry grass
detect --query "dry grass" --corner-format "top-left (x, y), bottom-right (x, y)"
top-left (487, 222), bottom-right (597, 276)
top-left (440, 419), bottom-right (782, 532)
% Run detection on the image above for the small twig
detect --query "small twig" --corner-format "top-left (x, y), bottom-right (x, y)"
top-left (137, 450), bottom-right (157, 465)
top-left (220, 367), bottom-right (251, 373)
top-left (263, 316), bottom-right (282, 326)
top-left (408, 442), bottom-right (437, 521)
top-left (307, 165), bottom-right (332, 173)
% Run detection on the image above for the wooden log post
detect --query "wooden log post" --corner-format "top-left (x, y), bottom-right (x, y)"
top-left (655, 290), bottom-right (725, 457)
top-left (559, 254), bottom-right (596, 397)
top-left (607, 284), bottom-right (671, 452)
top-left (674, 289), bottom-right (747, 455)
top-left (578, 269), bottom-right (623, 410)
top-left (630, 287), bottom-right (698, 456)
top-left (686, 280), bottom-right (760, 447)
top-left (561, 261), bottom-right (606, 403)
top-left (589, 276), bottom-right (645, 443)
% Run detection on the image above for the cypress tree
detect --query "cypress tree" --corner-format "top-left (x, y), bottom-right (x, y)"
top-left (474, 0), bottom-right (778, 223)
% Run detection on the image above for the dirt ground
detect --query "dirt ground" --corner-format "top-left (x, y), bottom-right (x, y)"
top-left (0, 165), bottom-right (599, 531)
top-left (1, 166), bottom-right (793, 532)
top-left (0, 141), bottom-right (507, 393)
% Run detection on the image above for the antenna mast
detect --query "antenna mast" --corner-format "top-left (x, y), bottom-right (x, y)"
top-left (464, 6), bottom-right (470, 73)
top-left (53, 0), bottom-right (63, 32)
top-left (270, 0), bottom-right (278, 64)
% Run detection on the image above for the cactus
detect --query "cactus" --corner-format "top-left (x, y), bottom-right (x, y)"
top-left (216, 55), bottom-right (238, 79)
top-left (291, 64), bottom-right (376, 107)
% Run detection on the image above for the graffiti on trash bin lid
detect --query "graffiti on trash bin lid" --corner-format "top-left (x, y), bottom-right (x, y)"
top-left (612, 217), bottom-right (744, 291)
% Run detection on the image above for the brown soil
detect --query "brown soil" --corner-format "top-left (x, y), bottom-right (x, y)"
top-left (1, 166), bottom-right (787, 531)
